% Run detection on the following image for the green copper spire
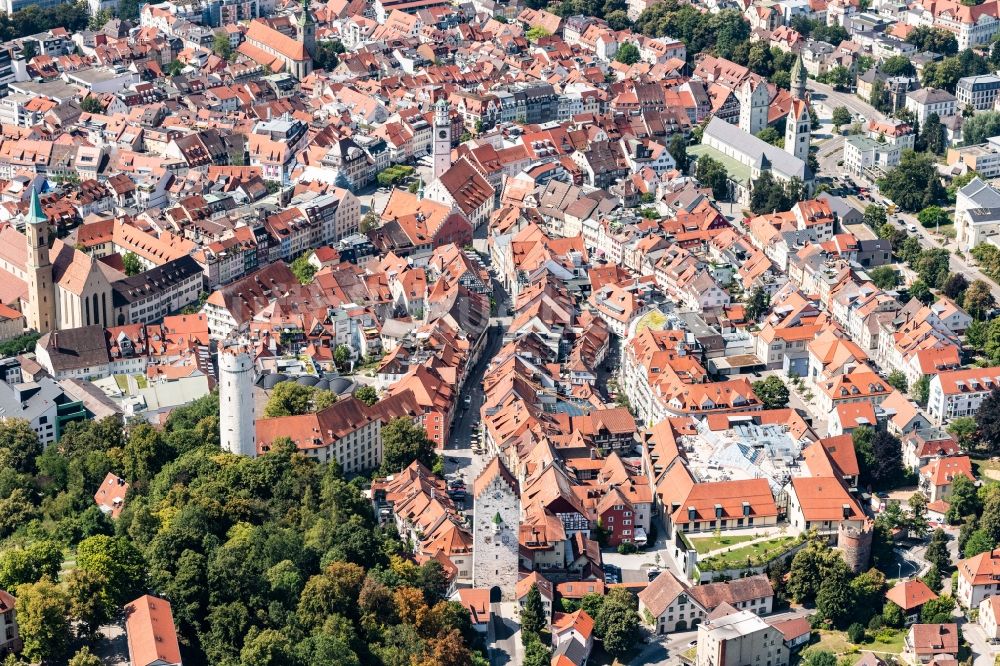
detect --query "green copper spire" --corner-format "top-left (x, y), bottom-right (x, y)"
top-left (27, 189), bottom-right (44, 225)
top-left (299, 0), bottom-right (313, 26)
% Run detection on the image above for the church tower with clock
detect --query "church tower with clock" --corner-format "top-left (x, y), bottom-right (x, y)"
top-left (433, 96), bottom-right (452, 179)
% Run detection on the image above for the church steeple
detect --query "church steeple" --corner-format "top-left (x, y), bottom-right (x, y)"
top-left (297, 0), bottom-right (316, 59)
top-left (25, 189), bottom-right (55, 334)
top-left (432, 95), bottom-right (452, 179)
top-left (791, 53), bottom-right (807, 101)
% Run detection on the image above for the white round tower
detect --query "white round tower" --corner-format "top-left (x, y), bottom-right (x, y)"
top-left (219, 344), bottom-right (257, 458)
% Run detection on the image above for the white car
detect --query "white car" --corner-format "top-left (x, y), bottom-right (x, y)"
top-left (907, 224), bottom-right (918, 233)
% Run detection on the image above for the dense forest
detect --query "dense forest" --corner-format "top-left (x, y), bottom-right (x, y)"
top-left (0, 393), bottom-right (485, 666)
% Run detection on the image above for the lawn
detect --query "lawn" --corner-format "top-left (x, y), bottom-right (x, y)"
top-left (932, 223), bottom-right (956, 239)
top-left (697, 536), bottom-right (798, 571)
top-left (803, 628), bottom-right (906, 660)
top-left (689, 534), bottom-right (758, 554)
top-left (972, 457), bottom-right (1000, 479)
top-left (114, 374), bottom-right (128, 391)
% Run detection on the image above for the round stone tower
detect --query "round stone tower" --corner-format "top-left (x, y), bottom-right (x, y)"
top-left (219, 343), bottom-right (257, 458)
top-left (837, 520), bottom-right (873, 573)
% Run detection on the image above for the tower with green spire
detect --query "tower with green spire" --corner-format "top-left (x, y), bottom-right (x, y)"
top-left (297, 0), bottom-right (316, 61)
top-left (24, 189), bottom-right (54, 333)
top-left (791, 53), bottom-right (807, 101)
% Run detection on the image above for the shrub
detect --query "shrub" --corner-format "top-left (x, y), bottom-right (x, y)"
top-left (847, 622), bottom-right (866, 643)
top-left (617, 542), bottom-right (638, 555)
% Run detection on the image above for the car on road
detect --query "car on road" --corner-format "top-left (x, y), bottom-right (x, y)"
top-left (463, 395), bottom-right (472, 407)
top-left (908, 224), bottom-right (918, 233)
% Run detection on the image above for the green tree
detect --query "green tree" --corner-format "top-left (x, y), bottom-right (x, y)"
top-left (66, 567), bottom-right (114, 635)
top-left (920, 595), bottom-right (956, 623)
top-left (912, 375), bottom-right (931, 406)
top-left (963, 111), bottom-right (1000, 146)
top-left (520, 584), bottom-right (545, 639)
top-left (878, 151), bottom-right (946, 212)
top-left (924, 528), bottom-right (952, 572)
top-left (595, 588), bottom-right (640, 658)
top-left (886, 370), bottom-right (908, 393)
top-left (354, 386), bottom-right (378, 406)
top-left (756, 127), bottom-right (783, 147)
top-left (942, 273), bottom-right (969, 301)
top-left (915, 249), bottom-right (952, 289)
top-left (291, 254), bottom-right (317, 284)
top-left (123, 423), bottom-right (170, 487)
top-left (212, 32), bottom-right (233, 60)
top-left (264, 381), bottom-right (319, 417)
top-left (334, 344), bottom-right (352, 370)
top-left (921, 113), bottom-right (946, 155)
top-left (297, 562), bottom-right (366, 630)
top-left (240, 627), bottom-right (297, 666)
top-left (606, 9), bottom-right (631, 30)
top-left (906, 26), bottom-right (958, 55)
top-left (69, 647), bottom-right (102, 666)
top-left (964, 527), bottom-right (994, 557)
top-left (380, 417), bottom-right (436, 473)
top-left (864, 203), bottom-right (887, 228)
top-left (523, 633), bottom-right (552, 666)
top-left (615, 42), bottom-right (640, 64)
top-left (816, 567), bottom-right (854, 627)
top-left (669, 133), bottom-right (688, 173)
top-left (976, 387), bottom-right (1000, 453)
top-left (87, 8), bottom-right (111, 30)
top-left (746, 42), bottom-right (773, 76)
top-left (525, 26), bottom-right (551, 42)
top-left (868, 266), bottom-right (900, 290)
top-left (751, 376), bottom-right (789, 409)
top-left (0, 418), bottom-right (41, 474)
top-left (882, 600), bottom-right (905, 628)
top-left (745, 286), bottom-right (770, 321)
top-left (881, 55), bottom-right (917, 76)
top-left (360, 211), bottom-right (379, 233)
top-left (964, 279), bottom-right (996, 319)
top-left (946, 416), bottom-right (979, 451)
top-left (917, 205), bottom-right (950, 229)
top-left (313, 41), bottom-right (342, 71)
top-left (16, 577), bottom-right (71, 663)
top-left (832, 106), bottom-right (852, 130)
top-left (909, 279), bottom-right (933, 305)
top-left (806, 650), bottom-right (837, 666)
top-left (695, 155), bottom-right (729, 200)
top-left (787, 540), bottom-right (851, 603)
top-left (947, 474), bottom-right (981, 522)
top-left (80, 96), bottom-right (104, 114)
top-left (76, 535), bottom-right (146, 605)
top-left (122, 251), bottom-right (143, 276)
top-left (0, 541), bottom-right (62, 591)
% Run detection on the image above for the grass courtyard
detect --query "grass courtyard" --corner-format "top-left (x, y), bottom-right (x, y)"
top-left (803, 628), bottom-right (907, 662)
top-left (689, 534), bottom-right (758, 554)
top-left (697, 535), bottom-right (798, 571)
